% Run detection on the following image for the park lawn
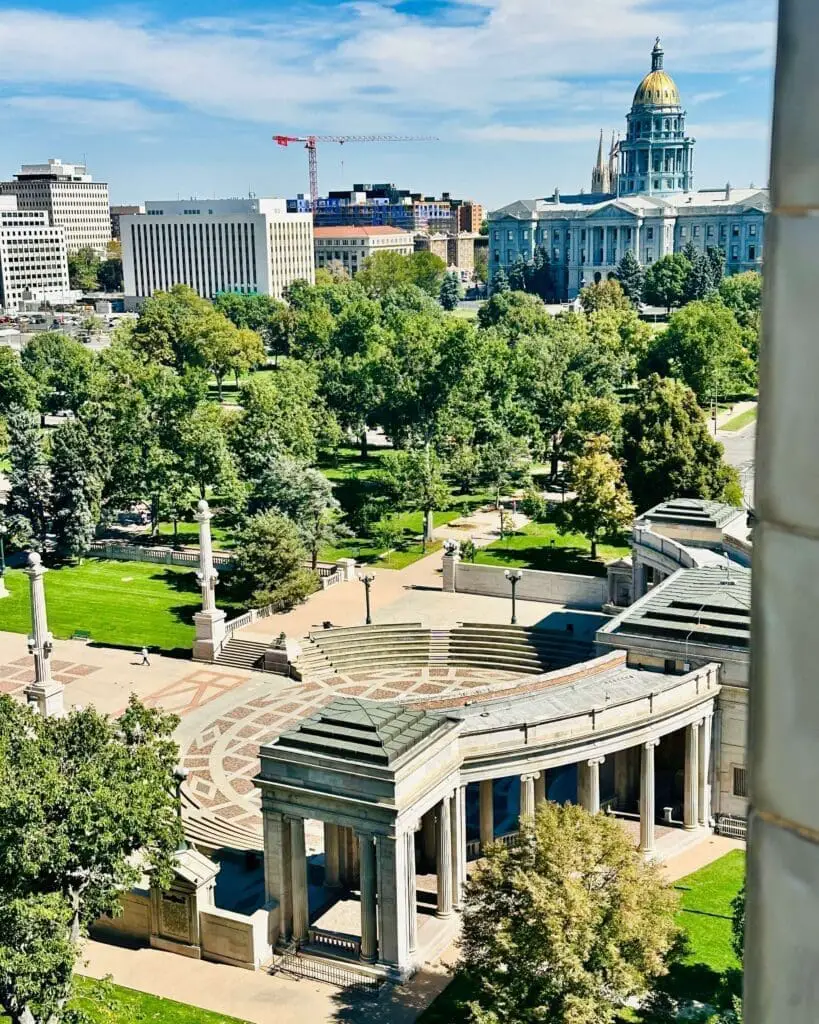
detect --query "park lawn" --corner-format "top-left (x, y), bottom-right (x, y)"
top-left (319, 538), bottom-right (442, 570)
top-left (721, 407), bottom-right (757, 432)
top-left (0, 559), bottom-right (244, 655)
top-left (419, 850), bottom-right (745, 1024)
top-left (474, 520), bottom-right (630, 577)
top-left (156, 519), bottom-right (238, 549)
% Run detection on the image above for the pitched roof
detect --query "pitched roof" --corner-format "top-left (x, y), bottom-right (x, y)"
top-left (274, 697), bottom-right (447, 766)
top-left (640, 498), bottom-right (744, 530)
top-left (312, 226), bottom-right (414, 238)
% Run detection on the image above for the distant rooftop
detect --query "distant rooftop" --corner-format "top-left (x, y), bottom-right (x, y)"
top-left (312, 225), bottom-right (414, 238)
top-left (640, 498), bottom-right (745, 531)
top-left (13, 158), bottom-right (94, 182)
top-left (489, 187), bottom-right (770, 221)
top-left (273, 697), bottom-right (449, 766)
top-left (604, 566), bottom-right (751, 649)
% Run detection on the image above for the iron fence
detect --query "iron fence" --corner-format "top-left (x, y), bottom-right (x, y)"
top-left (272, 946), bottom-right (381, 994)
top-left (715, 814), bottom-right (747, 840)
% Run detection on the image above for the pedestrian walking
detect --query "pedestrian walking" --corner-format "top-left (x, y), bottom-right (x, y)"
top-left (140, 646), bottom-right (151, 666)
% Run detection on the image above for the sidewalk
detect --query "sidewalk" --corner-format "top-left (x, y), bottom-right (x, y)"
top-left (715, 399), bottom-right (757, 429)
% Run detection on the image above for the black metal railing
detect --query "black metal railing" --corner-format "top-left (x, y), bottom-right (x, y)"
top-left (272, 946), bottom-right (381, 994)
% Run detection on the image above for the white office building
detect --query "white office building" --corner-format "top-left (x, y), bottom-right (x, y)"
top-left (0, 197), bottom-right (72, 312)
top-left (0, 159), bottom-right (111, 255)
top-left (121, 198), bottom-right (314, 306)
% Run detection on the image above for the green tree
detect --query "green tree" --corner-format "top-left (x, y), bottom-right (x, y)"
top-left (508, 255), bottom-right (529, 292)
top-left (20, 333), bottom-right (95, 417)
top-left (378, 446), bottom-right (450, 549)
top-left (558, 435), bottom-right (634, 558)
top-left (130, 285), bottom-right (219, 371)
top-left (0, 348), bottom-right (38, 414)
top-left (440, 271), bottom-right (462, 310)
top-left (176, 402), bottom-right (239, 500)
top-left (622, 375), bottom-right (741, 511)
top-left (97, 255), bottom-right (123, 292)
top-left (476, 290), bottom-right (550, 336)
top-left (67, 247), bottom-right (100, 291)
top-left (473, 251), bottom-right (489, 286)
top-left (233, 511), bottom-right (315, 610)
top-left (527, 246), bottom-right (555, 302)
top-left (491, 267), bottom-right (510, 295)
top-left (409, 250), bottom-right (447, 296)
top-left (0, 695), bottom-right (182, 1024)
top-left (719, 271), bottom-right (762, 329)
top-left (355, 250), bottom-right (414, 297)
top-left (476, 431), bottom-right (531, 538)
top-left (51, 419), bottom-right (104, 561)
top-left (642, 253), bottom-right (690, 312)
top-left (5, 406), bottom-right (51, 549)
top-left (562, 394), bottom-right (623, 462)
top-left (732, 882), bottom-right (745, 961)
top-left (642, 299), bottom-right (753, 401)
top-left (459, 801), bottom-right (681, 1024)
top-left (615, 249), bottom-right (644, 306)
top-left (707, 246), bottom-right (726, 289)
top-left (681, 241), bottom-right (716, 302)
top-left (580, 278), bottom-right (631, 313)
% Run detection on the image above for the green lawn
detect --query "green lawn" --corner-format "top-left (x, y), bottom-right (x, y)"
top-left (0, 559), bottom-right (245, 655)
top-left (156, 520), bottom-right (237, 549)
top-left (15, 975), bottom-right (252, 1024)
top-left (474, 519), bottom-right (630, 577)
top-left (419, 850), bottom-right (745, 1024)
top-left (720, 407), bottom-right (757, 432)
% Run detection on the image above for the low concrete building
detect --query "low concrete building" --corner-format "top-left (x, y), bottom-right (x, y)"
top-left (313, 225), bottom-right (414, 276)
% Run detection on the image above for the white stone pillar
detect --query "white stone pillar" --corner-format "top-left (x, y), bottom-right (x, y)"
top-left (698, 715), bottom-right (713, 827)
top-left (436, 795), bottom-right (453, 919)
top-left (405, 828), bottom-right (418, 954)
top-left (442, 540), bottom-right (461, 593)
top-left (324, 822), bottom-right (341, 889)
top-left (376, 834), bottom-right (409, 970)
top-left (193, 500), bottom-right (226, 662)
top-left (263, 810), bottom-right (292, 943)
top-left (519, 772), bottom-right (538, 821)
top-left (290, 817), bottom-right (309, 943)
top-left (684, 723), bottom-right (700, 830)
top-left (535, 770), bottom-right (547, 805)
top-left (24, 553), bottom-right (63, 717)
top-left (479, 779), bottom-right (494, 851)
top-left (452, 785), bottom-right (467, 909)
top-left (640, 740), bottom-right (659, 854)
top-left (358, 833), bottom-right (378, 963)
top-left (580, 757), bottom-right (604, 814)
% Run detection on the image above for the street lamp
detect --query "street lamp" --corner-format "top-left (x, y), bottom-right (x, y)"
top-left (173, 765), bottom-right (189, 852)
top-left (504, 569), bottom-right (523, 625)
top-left (359, 572), bottom-right (375, 625)
top-left (0, 522), bottom-right (6, 578)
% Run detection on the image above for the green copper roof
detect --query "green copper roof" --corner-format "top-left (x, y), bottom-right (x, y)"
top-left (641, 498), bottom-right (742, 530)
top-left (275, 698), bottom-right (447, 766)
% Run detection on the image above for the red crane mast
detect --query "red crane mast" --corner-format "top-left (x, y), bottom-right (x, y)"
top-left (273, 134), bottom-right (438, 209)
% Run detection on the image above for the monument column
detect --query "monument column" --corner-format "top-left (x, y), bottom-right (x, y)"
top-left (290, 817), bottom-right (309, 944)
top-left (535, 770), bottom-right (548, 805)
top-left (640, 740), bottom-right (660, 853)
top-left (452, 785), bottom-right (467, 909)
top-left (262, 809), bottom-right (292, 943)
top-left (24, 552), bottom-right (63, 717)
top-left (358, 833), bottom-right (378, 963)
top-left (580, 757), bottom-right (604, 814)
top-left (684, 722), bottom-right (700, 830)
top-left (698, 714), bottom-right (713, 827)
top-left (406, 827), bottom-right (418, 954)
top-left (479, 779), bottom-right (494, 851)
top-left (324, 823), bottom-right (341, 889)
top-left (519, 772), bottom-right (538, 821)
top-left (193, 499), bottom-right (227, 662)
top-left (375, 834), bottom-right (409, 969)
top-left (436, 795), bottom-right (453, 919)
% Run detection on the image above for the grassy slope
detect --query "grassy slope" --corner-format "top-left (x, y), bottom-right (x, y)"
top-left (474, 520), bottom-right (630, 577)
top-left (720, 407), bottom-right (757, 432)
top-left (56, 975), bottom-right (250, 1024)
top-left (0, 559), bottom-right (244, 654)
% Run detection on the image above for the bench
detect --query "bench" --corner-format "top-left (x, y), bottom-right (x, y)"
top-left (71, 629), bottom-right (92, 642)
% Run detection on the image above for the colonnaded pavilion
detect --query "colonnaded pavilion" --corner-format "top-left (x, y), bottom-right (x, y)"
top-left (13, 495), bottom-right (752, 982)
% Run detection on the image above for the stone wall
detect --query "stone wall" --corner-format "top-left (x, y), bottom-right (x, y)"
top-left (453, 561), bottom-right (606, 609)
top-left (199, 904), bottom-right (273, 971)
top-left (91, 888), bottom-right (152, 943)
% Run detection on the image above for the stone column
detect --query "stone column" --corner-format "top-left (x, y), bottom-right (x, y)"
top-left (324, 822), bottom-right (341, 889)
top-left (579, 758), bottom-right (604, 814)
top-left (347, 827), bottom-right (360, 889)
top-left (358, 833), bottom-right (378, 963)
top-left (452, 785), bottom-right (467, 909)
top-left (192, 500), bottom-right (226, 662)
top-left (263, 810), bottom-right (292, 943)
top-left (684, 722), bottom-right (700, 830)
top-left (406, 828), bottom-right (418, 954)
top-left (640, 739), bottom-right (659, 853)
top-left (290, 817), bottom-right (309, 944)
top-left (376, 835), bottom-right (409, 970)
top-left (535, 770), bottom-right (548, 805)
top-left (24, 552), bottom-right (63, 717)
top-left (698, 714), bottom-right (713, 827)
top-left (442, 540), bottom-right (460, 593)
top-left (479, 779), bottom-right (494, 850)
top-left (615, 748), bottom-right (631, 810)
top-left (436, 795), bottom-right (453, 919)
top-left (519, 772), bottom-right (538, 821)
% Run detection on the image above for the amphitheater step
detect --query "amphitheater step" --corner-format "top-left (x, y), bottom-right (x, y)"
top-left (215, 638), bottom-right (269, 671)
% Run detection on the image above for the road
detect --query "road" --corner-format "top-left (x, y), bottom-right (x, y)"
top-left (717, 419), bottom-right (756, 508)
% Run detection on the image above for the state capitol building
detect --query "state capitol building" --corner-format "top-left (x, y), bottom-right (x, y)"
top-left (488, 39), bottom-right (769, 300)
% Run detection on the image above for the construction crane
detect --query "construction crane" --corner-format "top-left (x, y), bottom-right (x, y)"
top-left (273, 134), bottom-right (438, 209)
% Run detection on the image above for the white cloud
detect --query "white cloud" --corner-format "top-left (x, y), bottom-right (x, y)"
top-left (690, 91), bottom-right (727, 105)
top-left (689, 120), bottom-right (770, 140)
top-left (463, 124), bottom-right (606, 143)
top-left (1, 95), bottom-right (166, 131)
top-left (0, 1), bottom-right (776, 132)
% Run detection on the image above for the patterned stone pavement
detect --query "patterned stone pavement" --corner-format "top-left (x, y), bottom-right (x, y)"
top-left (0, 655), bottom-right (100, 694)
top-left (181, 666), bottom-right (523, 831)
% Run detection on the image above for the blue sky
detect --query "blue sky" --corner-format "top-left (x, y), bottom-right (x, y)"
top-left (0, 0), bottom-right (776, 209)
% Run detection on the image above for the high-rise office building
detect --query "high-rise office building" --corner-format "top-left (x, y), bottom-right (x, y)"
top-left (121, 198), bottom-right (314, 305)
top-left (0, 158), bottom-right (111, 255)
top-left (0, 196), bottom-right (71, 311)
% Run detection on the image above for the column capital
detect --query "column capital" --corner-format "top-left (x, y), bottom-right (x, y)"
top-left (520, 771), bottom-right (541, 782)
top-left (193, 498), bottom-right (213, 523)
top-left (587, 756), bottom-right (605, 767)
top-left (24, 550), bottom-right (47, 580)
top-left (644, 738), bottom-right (660, 750)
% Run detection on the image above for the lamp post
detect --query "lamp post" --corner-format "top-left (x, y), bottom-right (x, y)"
top-left (0, 523), bottom-right (7, 599)
top-left (505, 569), bottom-right (522, 625)
top-left (359, 572), bottom-right (375, 625)
top-left (173, 765), bottom-right (189, 852)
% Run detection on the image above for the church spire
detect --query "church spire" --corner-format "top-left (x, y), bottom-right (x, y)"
top-left (591, 129), bottom-right (610, 194)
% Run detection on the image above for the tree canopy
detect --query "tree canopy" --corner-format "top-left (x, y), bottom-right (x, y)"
top-left (642, 253), bottom-right (690, 312)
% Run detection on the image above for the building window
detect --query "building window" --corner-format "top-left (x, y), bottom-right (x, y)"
top-left (750, 224), bottom-right (757, 236)
top-left (749, 245), bottom-right (757, 260)
top-left (653, 179), bottom-right (659, 189)
top-left (493, 231), bottom-right (499, 241)
top-left (731, 245), bottom-right (739, 260)
top-left (733, 766), bottom-right (748, 798)
top-left (707, 225), bottom-right (714, 237)
top-left (507, 231), bottom-right (513, 241)
top-left (693, 225), bottom-right (700, 237)
top-left (647, 227), bottom-right (654, 240)
top-left (680, 226), bottom-right (686, 237)
top-left (732, 225), bottom-right (740, 237)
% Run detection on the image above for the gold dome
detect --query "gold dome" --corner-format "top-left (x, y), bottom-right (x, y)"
top-left (633, 69), bottom-right (681, 107)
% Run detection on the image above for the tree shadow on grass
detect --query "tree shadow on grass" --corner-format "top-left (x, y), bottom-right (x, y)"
top-left (477, 541), bottom-right (608, 578)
